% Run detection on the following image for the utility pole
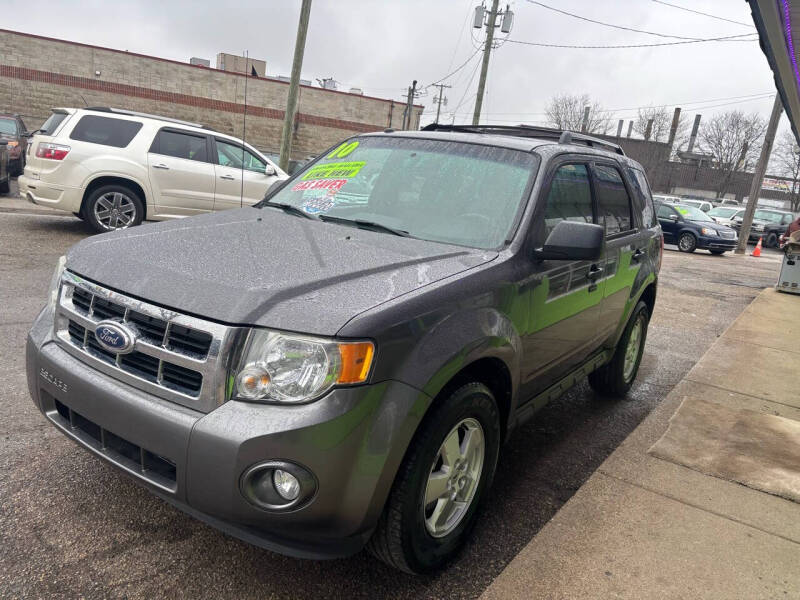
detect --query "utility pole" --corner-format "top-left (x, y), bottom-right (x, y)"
top-left (580, 106), bottom-right (590, 133)
top-left (433, 83), bottom-right (451, 124)
top-left (402, 80), bottom-right (418, 130)
top-left (736, 92), bottom-right (783, 254)
top-left (471, 1), bottom-right (512, 125)
top-left (279, 0), bottom-right (312, 173)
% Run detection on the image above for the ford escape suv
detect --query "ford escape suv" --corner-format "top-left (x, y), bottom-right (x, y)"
top-left (26, 124), bottom-right (661, 573)
top-left (18, 107), bottom-right (286, 232)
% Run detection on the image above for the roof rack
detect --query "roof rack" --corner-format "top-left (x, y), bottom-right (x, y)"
top-left (84, 107), bottom-right (214, 131)
top-left (420, 123), bottom-right (625, 156)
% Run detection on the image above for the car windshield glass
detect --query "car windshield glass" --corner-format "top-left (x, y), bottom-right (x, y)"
top-left (260, 137), bottom-right (537, 249)
top-left (0, 118), bottom-right (16, 135)
top-left (675, 204), bottom-right (712, 222)
top-left (754, 209), bottom-right (786, 223)
top-left (708, 207), bottom-right (738, 218)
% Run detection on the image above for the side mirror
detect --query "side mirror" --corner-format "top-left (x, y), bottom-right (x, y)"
top-left (533, 220), bottom-right (604, 261)
top-left (668, 214), bottom-right (679, 222)
top-left (265, 164), bottom-right (277, 177)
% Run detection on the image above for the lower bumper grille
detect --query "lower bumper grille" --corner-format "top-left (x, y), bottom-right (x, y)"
top-left (49, 394), bottom-right (177, 491)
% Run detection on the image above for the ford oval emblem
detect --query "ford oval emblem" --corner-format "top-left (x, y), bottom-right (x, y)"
top-left (94, 320), bottom-right (136, 354)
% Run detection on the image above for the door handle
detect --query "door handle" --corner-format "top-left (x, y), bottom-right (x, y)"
top-left (632, 248), bottom-right (645, 262)
top-left (152, 163), bottom-right (169, 170)
top-left (587, 264), bottom-right (604, 281)
top-left (220, 174), bottom-right (236, 180)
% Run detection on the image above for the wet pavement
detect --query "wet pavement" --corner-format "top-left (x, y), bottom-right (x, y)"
top-left (0, 201), bottom-right (784, 599)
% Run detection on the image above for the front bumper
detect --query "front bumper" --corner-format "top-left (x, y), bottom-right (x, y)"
top-left (26, 309), bottom-right (428, 559)
top-left (17, 174), bottom-right (82, 213)
top-left (696, 235), bottom-right (737, 251)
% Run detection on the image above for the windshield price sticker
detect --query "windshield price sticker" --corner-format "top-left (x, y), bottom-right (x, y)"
top-left (676, 207), bottom-right (689, 215)
top-left (302, 161), bottom-right (365, 181)
top-left (327, 141), bottom-right (359, 159)
top-left (292, 178), bottom-right (348, 193)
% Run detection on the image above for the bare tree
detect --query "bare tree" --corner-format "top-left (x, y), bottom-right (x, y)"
top-left (770, 130), bottom-right (800, 212)
top-left (632, 106), bottom-right (674, 142)
top-left (544, 93), bottom-right (611, 134)
top-left (698, 110), bottom-right (766, 198)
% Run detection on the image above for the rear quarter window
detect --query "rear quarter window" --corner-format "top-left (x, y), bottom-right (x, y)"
top-left (69, 115), bottom-right (143, 148)
top-left (39, 112), bottom-right (69, 135)
top-left (627, 167), bottom-right (657, 228)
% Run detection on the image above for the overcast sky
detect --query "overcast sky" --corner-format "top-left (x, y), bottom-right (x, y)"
top-left (2, 0), bottom-right (788, 132)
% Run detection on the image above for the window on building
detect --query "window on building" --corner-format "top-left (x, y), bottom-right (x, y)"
top-left (594, 164), bottom-right (633, 235)
top-left (542, 164), bottom-right (594, 237)
top-left (151, 129), bottom-right (208, 162)
top-left (69, 115), bottom-right (143, 148)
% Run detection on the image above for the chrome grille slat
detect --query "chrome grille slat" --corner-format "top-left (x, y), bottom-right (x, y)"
top-left (54, 271), bottom-right (244, 413)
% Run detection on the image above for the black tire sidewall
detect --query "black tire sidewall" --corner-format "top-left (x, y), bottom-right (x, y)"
top-left (85, 184), bottom-right (144, 233)
top-left (766, 233), bottom-right (778, 248)
top-left (679, 232), bottom-right (697, 253)
top-left (399, 384), bottom-right (500, 573)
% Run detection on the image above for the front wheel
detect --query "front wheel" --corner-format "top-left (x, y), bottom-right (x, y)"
top-left (367, 383), bottom-right (501, 574)
top-left (678, 232), bottom-right (697, 253)
top-left (84, 184), bottom-right (144, 233)
top-left (766, 233), bottom-right (779, 248)
top-left (589, 300), bottom-right (650, 397)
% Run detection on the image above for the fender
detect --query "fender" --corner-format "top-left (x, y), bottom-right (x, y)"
top-left (81, 165), bottom-right (153, 209)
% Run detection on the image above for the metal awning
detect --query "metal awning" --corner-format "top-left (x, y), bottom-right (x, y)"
top-left (749, 0), bottom-right (800, 144)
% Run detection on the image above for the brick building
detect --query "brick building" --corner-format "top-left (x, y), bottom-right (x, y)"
top-left (0, 29), bottom-right (423, 160)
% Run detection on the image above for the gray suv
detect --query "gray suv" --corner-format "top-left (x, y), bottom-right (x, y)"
top-left (26, 124), bottom-right (662, 573)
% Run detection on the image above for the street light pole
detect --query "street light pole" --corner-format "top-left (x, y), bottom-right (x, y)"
top-left (279, 0), bottom-right (312, 173)
top-left (735, 92), bottom-right (783, 254)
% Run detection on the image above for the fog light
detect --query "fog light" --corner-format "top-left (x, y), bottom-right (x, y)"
top-left (273, 469), bottom-right (300, 501)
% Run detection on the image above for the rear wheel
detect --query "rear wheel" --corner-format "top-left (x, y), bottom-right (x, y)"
top-left (367, 383), bottom-right (501, 574)
top-left (589, 301), bottom-right (650, 397)
top-left (766, 232), bottom-right (779, 248)
top-left (84, 184), bottom-right (143, 233)
top-left (678, 232), bottom-right (697, 253)
top-left (0, 176), bottom-right (9, 195)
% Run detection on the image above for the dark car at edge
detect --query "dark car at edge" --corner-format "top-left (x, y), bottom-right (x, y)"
top-left (657, 202), bottom-right (738, 254)
top-left (25, 124), bottom-right (662, 573)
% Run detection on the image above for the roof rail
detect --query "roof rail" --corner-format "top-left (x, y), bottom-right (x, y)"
top-left (84, 107), bottom-right (213, 131)
top-left (420, 123), bottom-right (625, 156)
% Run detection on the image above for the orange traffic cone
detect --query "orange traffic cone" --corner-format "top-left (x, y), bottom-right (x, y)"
top-left (751, 236), bottom-right (763, 257)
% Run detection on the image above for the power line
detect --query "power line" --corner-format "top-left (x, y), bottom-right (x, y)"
top-left (506, 33), bottom-right (757, 50)
top-left (424, 45), bottom-right (483, 89)
top-left (524, 0), bottom-right (755, 41)
top-left (651, 0), bottom-right (756, 29)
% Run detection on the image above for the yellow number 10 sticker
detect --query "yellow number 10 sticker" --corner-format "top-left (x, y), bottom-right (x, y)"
top-left (327, 141), bottom-right (359, 159)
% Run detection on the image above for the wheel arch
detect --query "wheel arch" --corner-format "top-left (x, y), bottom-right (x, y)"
top-left (80, 175), bottom-right (149, 219)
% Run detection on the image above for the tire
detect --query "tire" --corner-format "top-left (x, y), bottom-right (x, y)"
top-left (678, 232), bottom-right (697, 253)
top-left (367, 382), bottom-right (501, 574)
top-left (766, 233), bottom-right (779, 248)
top-left (0, 176), bottom-right (9, 195)
top-left (83, 184), bottom-right (144, 233)
top-left (709, 250), bottom-right (725, 255)
top-left (588, 300), bottom-right (650, 398)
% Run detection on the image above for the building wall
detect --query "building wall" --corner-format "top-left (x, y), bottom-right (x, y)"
top-left (0, 29), bottom-right (423, 159)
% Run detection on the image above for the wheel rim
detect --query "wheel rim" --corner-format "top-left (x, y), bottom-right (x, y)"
top-left (679, 234), bottom-right (693, 251)
top-left (623, 316), bottom-right (644, 382)
top-left (423, 418), bottom-right (485, 538)
top-left (94, 192), bottom-right (136, 230)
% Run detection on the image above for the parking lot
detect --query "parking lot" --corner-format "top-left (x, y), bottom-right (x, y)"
top-left (0, 176), bottom-right (785, 599)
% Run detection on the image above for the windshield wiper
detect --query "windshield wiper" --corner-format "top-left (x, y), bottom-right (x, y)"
top-left (318, 215), bottom-right (410, 237)
top-left (261, 201), bottom-right (316, 220)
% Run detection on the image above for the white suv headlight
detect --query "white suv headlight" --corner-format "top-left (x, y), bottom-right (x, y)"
top-left (233, 330), bottom-right (374, 404)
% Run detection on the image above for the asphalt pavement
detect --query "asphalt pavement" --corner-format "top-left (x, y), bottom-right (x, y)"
top-left (0, 179), bottom-right (785, 599)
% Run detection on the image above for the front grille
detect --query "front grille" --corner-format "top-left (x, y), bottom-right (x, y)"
top-left (50, 396), bottom-right (176, 491)
top-left (55, 271), bottom-right (242, 412)
top-left (719, 230), bottom-right (736, 239)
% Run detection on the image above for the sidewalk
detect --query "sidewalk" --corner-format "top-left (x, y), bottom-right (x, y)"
top-left (483, 287), bottom-right (800, 599)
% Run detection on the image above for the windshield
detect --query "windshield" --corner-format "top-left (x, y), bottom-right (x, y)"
top-left (708, 207), bottom-right (738, 218)
top-left (675, 204), bottom-right (713, 222)
top-left (0, 118), bottom-right (16, 136)
top-left (754, 209), bottom-right (787, 223)
top-left (261, 137), bottom-right (537, 249)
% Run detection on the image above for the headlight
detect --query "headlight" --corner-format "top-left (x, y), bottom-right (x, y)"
top-left (47, 255), bottom-right (67, 310)
top-left (701, 227), bottom-right (718, 236)
top-left (233, 330), bottom-right (374, 403)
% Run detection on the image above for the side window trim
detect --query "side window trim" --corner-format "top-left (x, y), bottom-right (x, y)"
top-left (591, 160), bottom-right (637, 238)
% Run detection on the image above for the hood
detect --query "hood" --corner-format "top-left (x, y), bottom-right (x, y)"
top-left (66, 208), bottom-right (497, 335)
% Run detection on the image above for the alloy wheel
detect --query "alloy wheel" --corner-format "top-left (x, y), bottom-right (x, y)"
top-left (94, 192), bottom-right (137, 230)
top-left (423, 417), bottom-right (485, 538)
top-left (623, 315), bottom-right (644, 382)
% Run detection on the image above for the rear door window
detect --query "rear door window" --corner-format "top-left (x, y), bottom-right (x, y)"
top-left (150, 129), bottom-right (209, 162)
top-left (594, 164), bottom-right (633, 235)
top-left (541, 163), bottom-right (594, 238)
top-left (69, 115), bottom-right (143, 148)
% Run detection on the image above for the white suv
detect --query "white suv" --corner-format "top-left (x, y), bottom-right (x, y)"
top-left (18, 107), bottom-right (287, 232)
